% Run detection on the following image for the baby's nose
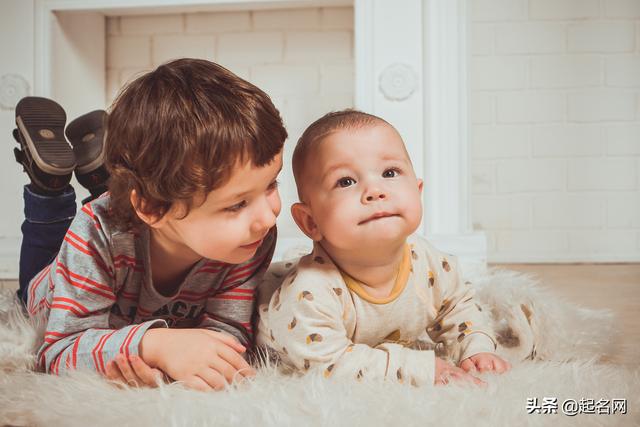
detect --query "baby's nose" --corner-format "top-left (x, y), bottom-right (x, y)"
top-left (364, 189), bottom-right (386, 202)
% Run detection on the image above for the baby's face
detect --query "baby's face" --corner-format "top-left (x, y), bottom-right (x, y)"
top-left (303, 124), bottom-right (423, 251)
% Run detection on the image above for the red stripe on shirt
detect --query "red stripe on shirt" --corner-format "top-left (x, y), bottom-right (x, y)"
top-left (71, 335), bottom-right (81, 368)
top-left (121, 324), bottom-right (143, 358)
top-left (28, 264), bottom-right (51, 313)
top-left (56, 261), bottom-right (113, 293)
top-left (51, 303), bottom-right (86, 317)
top-left (44, 330), bottom-right (73, 344)
top-left (55, 266), bottom-right (116, 301)
top-left (64, 230), bottom-right (114, 277)
top-left (52, 297), bottom-right (89, 314)
top-left (91, 335), bottom-right (105, 372)
top-left (223, 256), bottom-right (263, 282)
top-left (120, 291), bottom-right (138, 301)
top-left (81, 204), bottom-right (101, 230)
top-left (229, 288), bottom-right (254, 294)
top-left (212, 294), bottom-right (253, 301)
top-left (98, 331), bottom-right (117, 373)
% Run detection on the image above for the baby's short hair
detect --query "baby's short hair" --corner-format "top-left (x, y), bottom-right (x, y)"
top-left (292, 109), bottom-right (390, 201)
top-left (106, 58), bottom-right (287, 230)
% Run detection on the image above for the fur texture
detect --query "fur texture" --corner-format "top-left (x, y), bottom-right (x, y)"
top-left (0, 267), bottom-right (637, 426)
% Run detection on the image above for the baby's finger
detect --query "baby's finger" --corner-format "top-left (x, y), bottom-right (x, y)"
top-left (434, 373), bottom-right (450, 386)
top-left (450, 368), bottom-right (486, 387)
top-left (129, 355), bottom-right (163, 387)
top-left (459, 358), bottom-right (476, 372)
top-left (116, 353), bottom-right (142, 387)
top-left (496, 357), bottom-right (512, 374)
top-left (475, 359), bottom-right (493, 373)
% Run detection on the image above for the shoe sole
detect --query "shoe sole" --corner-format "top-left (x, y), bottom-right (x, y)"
top-left (15, 97), bottom-right (76, 176)
top-left (65, 110), bottom-right (107, 175)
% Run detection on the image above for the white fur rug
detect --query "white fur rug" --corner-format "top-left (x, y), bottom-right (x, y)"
top-left (1, 268), bottom-right (638, 427)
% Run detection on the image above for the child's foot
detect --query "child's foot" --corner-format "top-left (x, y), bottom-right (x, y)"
top-left (65, 110), bottom-right (109, 197)
top-left (13, 97), bottom-right (76, 195)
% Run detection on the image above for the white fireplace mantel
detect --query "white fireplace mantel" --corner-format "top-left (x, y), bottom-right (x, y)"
top-left (23, 0), bottom-right (485, 275)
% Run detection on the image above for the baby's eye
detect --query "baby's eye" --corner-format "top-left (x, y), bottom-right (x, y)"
top-left (225, 200), bottom-right (247, 212)
top-left (383, 168), bottom-right (400, 178)
top-left (337, 177), bottom-right (356, 188)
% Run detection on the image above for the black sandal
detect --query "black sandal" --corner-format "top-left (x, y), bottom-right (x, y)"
top-left (14, 97), bottom-right (76, 193)
top-left (65, 110), bottom-right (109, 193)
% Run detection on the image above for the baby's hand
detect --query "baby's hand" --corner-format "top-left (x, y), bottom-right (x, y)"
top-left (105, 354), bottom-right (166, 388)
top-left (434, 357), bottom-right (485, 386)
top-left (459, 352), bottom-right (511, 374)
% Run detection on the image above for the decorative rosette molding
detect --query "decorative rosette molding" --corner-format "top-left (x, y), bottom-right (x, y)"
top-left (0, 74), bottom-right (30, 110)
top-left (378, 63), bottom-right (418, 101)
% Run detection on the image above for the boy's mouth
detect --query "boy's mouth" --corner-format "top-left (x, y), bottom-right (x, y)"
top-left (358, 212), bottom-right (400, 225)
top-left (240, 237), bottom-right (264, 249)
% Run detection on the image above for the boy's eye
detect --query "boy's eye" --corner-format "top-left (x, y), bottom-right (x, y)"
top-left (383, 168), bottom-right (400, 178)
top-left (267, 179), bottom-right (280, 191)
top-left (225, 200), bottom-right (247, 212)
top-left (337, 177), bottom-right (356, 188)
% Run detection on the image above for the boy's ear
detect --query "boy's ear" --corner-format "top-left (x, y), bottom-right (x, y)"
top-left (291, 202), bottom-right (323, 241)
top-left (417, 178), bottom-right (424, 193)
top-left (130, 189), bottom-right (166, 228)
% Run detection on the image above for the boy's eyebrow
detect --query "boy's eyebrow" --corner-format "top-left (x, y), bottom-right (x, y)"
top-left (223, 163), bottom-right (283, 202)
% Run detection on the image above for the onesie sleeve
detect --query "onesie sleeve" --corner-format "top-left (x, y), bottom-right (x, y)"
top-left (260, 261), bottom-right (435, 386)
top-left (425, 254), bottom-right (497, 363)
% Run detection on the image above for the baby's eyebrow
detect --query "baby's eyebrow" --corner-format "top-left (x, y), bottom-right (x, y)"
top-left (381, 154), bottom-right (410, 163)
top-left (321, 162), bottom-right (351, 181)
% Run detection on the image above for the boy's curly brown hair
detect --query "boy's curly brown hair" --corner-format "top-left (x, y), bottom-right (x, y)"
top-left (105, 58), bottom-right (287, 230)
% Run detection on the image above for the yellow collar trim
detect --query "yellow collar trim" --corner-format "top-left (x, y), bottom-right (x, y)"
top-left (339, 244), bottom-right (411, 304)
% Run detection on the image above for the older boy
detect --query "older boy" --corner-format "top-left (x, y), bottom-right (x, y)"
top-left (257, 110), bottom-right (510, 386)
top-left (13, 59), bottom-right (287, 391)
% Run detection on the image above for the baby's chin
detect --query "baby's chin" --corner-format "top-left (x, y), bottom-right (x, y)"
top-left (327, 226), bottom-right (412, 252)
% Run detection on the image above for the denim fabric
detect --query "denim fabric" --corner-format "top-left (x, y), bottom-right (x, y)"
top-left (18, 185), bottom-right (76, 304)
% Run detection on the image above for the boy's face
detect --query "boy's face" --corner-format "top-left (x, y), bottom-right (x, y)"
top-left (153, 152), bottom-right (283, 264)
top-left (299, 125), bottom-right (423, 251)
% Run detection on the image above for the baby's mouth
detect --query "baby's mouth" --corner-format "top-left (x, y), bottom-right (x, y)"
top-left (358, 212), bottom-right (400, 225)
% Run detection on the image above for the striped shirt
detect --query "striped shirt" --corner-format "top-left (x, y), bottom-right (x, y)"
top-left (27, 193), bottom-right (276, 375)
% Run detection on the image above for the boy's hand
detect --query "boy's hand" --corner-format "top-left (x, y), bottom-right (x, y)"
top-left (105, 354), bottom-right (165, 388)
top-left (459, 352), bottom-right (511, 374)
top-left (139, 328), bottom-right (256, 391)
top-left (434, 357), bottom-right (485, 386)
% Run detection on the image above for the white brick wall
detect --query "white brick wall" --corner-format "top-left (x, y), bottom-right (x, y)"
top-left (105, 4), bottom-right (638, 262)
top-left (471, 0), bottom-right (640, 262)
top-left (106, 7), bottom-right (354, 242)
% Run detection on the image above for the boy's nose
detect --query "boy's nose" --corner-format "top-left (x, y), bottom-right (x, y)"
top-left (252, 200), bottom-right (278, 233)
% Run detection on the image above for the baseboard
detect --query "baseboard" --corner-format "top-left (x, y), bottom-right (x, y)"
top-left (488, 254), bottom-right (640, 264)
top-left (0, 236), bottom-right (21, 279)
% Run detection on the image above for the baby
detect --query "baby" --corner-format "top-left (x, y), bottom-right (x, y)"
top-left (257, 110), bottom-right (510, 386)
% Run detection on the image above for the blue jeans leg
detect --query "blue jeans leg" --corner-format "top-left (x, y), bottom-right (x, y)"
top-left (18, 185), bottom-right (76, 305)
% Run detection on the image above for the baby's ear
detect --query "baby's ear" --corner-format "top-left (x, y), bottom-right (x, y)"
top-left (417, 178), bottom-right (424, 193)
top-left (291, 202), bottom-right (323, 241)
